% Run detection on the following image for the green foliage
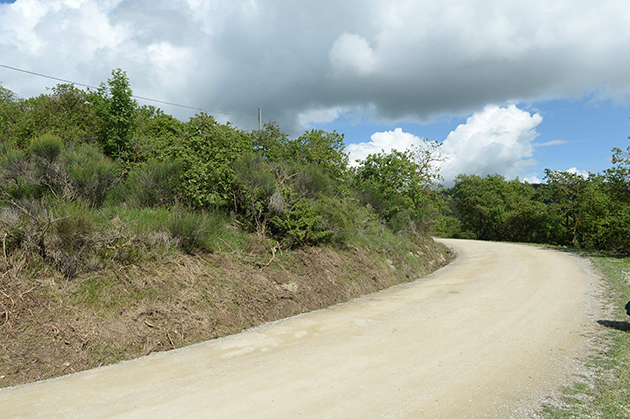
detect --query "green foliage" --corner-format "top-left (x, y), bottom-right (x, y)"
top-left (0, 84), bottom-right (19, 139)
top-left (0, 83), bottom-right (17, 102)
top-left (41, 84), bottom-right (99, 144)
top-left (171, 113), bottom-right (252, 208)
top-left (28, 134), bottom-right (69, 199)
top-left (64, 143), bottom-right (118, 207)
top-left (0, 147), bottom-right (39, 199)
top-left (1, 84), bottom-right (98, 148)
top-left (270, 197), bottom-right (326, 246)
top-left (284, 129), bottom-right (350, 182)
top-left (292, 164), bottom-right (335, 198)
top-left (0, 198), bottom-right (48, 254)
top-left (252, 124), bottom-right (350, 185)
top-left (251, 121), bottom-right (289, 162)
top-left (2, 71), bottom-right (459, 274)
top-left (505, 196), bottom-right (559, 244)
top-left (114, 159), bottom-right (183, 208)
top-left (131, 105), bottom-right (183, 162)
top-left (91, 69), bottom-right (137, 158)
top-left (167, 207), bottom-right (223, 254)
top-left (449, 158), bottom-right (630, 253)
top-left (0, 136), bottom-right (118, 207)
top-left (271, 196), bottom-right (361, 248)
top-left (540, 170), bottom-right (627, 249)
top-left (50, 199), bottom-right (97, 278)
top-left (452, 174), bottom-right (566, 244)
top-left (353, 146), bottom-right (444, 233)
top-left (232, 148), bottom-right (361, 247)
top-left (29, 134), bottom-right (63, 163)
top-left (605, 145), bottom-right (630, 203)
top-left (453, 174), bottom-right (511, 240)
top-left (432, 216), bottom-right (473, 239)
top-left (232, 153), bottom-right (277, 234)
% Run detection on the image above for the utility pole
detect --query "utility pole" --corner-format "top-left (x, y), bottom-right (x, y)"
top-left (258, 108), bottom-right (262, 132)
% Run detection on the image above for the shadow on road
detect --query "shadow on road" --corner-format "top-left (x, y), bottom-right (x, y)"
top-left (598, 320), bottom-right (630, 331)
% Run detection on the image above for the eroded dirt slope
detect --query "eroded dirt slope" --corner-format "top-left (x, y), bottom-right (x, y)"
top-left (0, 235), bottom-right (448, 387)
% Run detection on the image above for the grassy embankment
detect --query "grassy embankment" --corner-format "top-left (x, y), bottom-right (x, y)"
top-left (0, 208), bottom-right (451, 388)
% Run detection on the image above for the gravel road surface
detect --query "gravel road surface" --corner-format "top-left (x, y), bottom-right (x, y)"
top-left (0, 239), bottom-right (601, 418)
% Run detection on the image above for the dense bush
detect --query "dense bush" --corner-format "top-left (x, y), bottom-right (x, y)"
top-left (65, 143), bottom-right (119, 207)
top-left (171, 113), bottom-right (253, 208)
top-left (353, 146), bottom-right (444, 233)
top-left (270, 196), bottom-right (359, 247)
top-left (114, 160), bottom-right (183, 208)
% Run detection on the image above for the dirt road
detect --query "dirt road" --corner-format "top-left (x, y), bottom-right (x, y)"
top-left (0, 239), bottom-right (601, 418)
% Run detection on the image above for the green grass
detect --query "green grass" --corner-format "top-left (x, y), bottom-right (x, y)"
top-left (542, 251), bottom-right (630, 418)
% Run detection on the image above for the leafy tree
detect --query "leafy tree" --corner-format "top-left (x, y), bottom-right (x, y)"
top-left (42, 84), bottom-right (98, 144)
top-left (132, 105), bottom-right (184, 162)
top-left (91, 69), bottom-right (137, 158)
top-left (354, 145), bottom-right (444, 232)
top-left (283, 129), bottom-right (349, 183)
top-left (171, 113), bottom-right (252, 208)
top-left (452, 174), bottom-right (514, 240)
top-left (542, 169), bottom-right (595, 246)
top-left (504, 184), bottom-right (559, 244)
top-left (605, 143), bottom-right (630, 203)
top-left (0, 83), bottom-right (98, 148)
top-left (0, 83), bottom-right (19, 140)
top-left (251, 120), bottom-right (290, 162)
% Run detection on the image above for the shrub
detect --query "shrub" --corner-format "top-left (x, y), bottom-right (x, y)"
top-left (292, 164), bottom-right (334, 199)
top-left (271, 196), bottom-right (361, 248)
top-left (50, 200), bottom-right (97, 278)
top-left (28, 134), bottom-right (71, 198)
top-left (0, 198), bottom-right (50, 256)
top-left (116, 159), bottom-right (183, 208)
top-left (64, 144), bottom-right (118, 207)
top-left (172, 113), bottom-right (252, 208)
top-left (168, 207), bottom-right (223, 254)
top-left (0, 149), bottom-right (39, 199)
top-left (28, 134), bottom-right (63, 163)
top-left (232, 153), bottom-right (277, 234)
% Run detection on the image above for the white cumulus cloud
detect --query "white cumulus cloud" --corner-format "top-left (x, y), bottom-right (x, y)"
top-left (347, 105), bottom-right (544, 183)
top-left (346, 127), bottom-right (422, 165)
top-left (566, 167), bottom-right (590, 178)
top-left (439, 105), bottom-right (543, 185)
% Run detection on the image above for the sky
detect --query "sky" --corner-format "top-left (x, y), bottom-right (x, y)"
top-left (1, 0), bottom-right (630, 186)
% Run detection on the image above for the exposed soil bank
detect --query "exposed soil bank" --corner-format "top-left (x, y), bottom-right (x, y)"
top-left (0, 235), bottom-right (450, 387)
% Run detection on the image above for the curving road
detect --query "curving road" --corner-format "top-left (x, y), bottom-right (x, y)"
top-left (0, 239), bottom-right (600, 418)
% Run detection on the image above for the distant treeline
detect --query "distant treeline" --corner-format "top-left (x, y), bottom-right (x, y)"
top-left (0, 69), bottom-right (445, 278)
top-left (437, 161), bottom-right (630, 253)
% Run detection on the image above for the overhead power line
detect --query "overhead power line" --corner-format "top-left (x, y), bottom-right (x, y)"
top-left (0, 63), bottom-right (256, 119)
